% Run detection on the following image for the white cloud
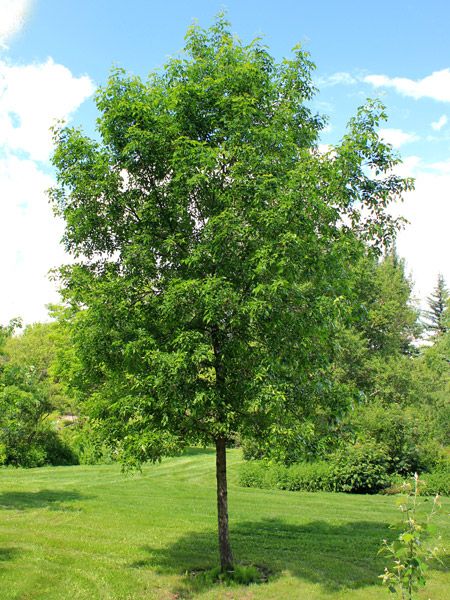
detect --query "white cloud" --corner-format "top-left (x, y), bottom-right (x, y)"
top-left (0, 0), bottom-right (33, 48)
top-left (0, 58), bottom-right (94, 161)
top-left (431, 114), bottom-right (448, 131)
top-left (317, 143), bottom-right (332, 154)
top-left (0, 57), bottom-right (94, 323)
top-left (0, 155), bottom-right (66, 323)
top-left (429, 159), bottom-right (450, 173)
top-left (364, 69), bottom-right (450, 102)
top-left (393, 167), bottom-right (450, 307)
top-left (318, 72), bottom-right (357, 87)
top-left (391, 155), bottom-right (422, 178)
top-left (379, 128), bottom-right (419, 148)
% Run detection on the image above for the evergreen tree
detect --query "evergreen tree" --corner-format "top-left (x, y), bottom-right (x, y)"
top-left (424, 274), bottom-right (449, 336)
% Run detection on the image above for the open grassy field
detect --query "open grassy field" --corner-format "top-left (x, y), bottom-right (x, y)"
top-left (0, 449), bottom-right (448, 600)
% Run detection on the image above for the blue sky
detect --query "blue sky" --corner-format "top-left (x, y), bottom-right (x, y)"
top-left (1, 0), bottom-right (449, 322)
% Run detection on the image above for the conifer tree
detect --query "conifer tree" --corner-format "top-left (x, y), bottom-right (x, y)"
top-left (425, 274), bottom-right (449, 336)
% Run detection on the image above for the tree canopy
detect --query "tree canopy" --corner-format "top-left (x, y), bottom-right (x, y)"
top-left (50, 17), bottom-right (411, 570)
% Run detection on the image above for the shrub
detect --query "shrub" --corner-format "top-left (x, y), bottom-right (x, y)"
top-left (0, 418), bottom-right (77, 468)
top-left (330, 442), bottom-right (391, 493)
top-left (277, 462), bottom-right (333, 492)
top-left (349, 402), bottom-right (440, 475)
top-left (7, 444), bottom-right (47, 468)
top-left (239, 449), bottom-right (393, 494)
top-left (239, 461), bottom-right (268, 489)
top-left (239, 460), bottom-right (333, 492)
top-left (59, 420), bottom-right (113, 465)
top-left (420, 461), bottom-right (450, 496)
top-left (38, 427), bottom-right (79, 466)
top-left (0, 442), bottom-right (6, 465)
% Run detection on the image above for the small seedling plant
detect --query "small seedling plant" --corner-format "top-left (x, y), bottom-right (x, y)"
top-left (379, 473), bottom-right (444, 600)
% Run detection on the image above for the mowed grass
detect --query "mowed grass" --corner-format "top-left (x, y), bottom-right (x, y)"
top-left (0, 449), bottom-right (448, 600)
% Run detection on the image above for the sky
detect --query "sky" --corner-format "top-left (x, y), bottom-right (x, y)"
top-left (1, 0), bottom-right (449, 323)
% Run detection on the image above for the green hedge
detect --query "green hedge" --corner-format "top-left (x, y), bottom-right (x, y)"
top-left (239, 458), bottom-right (450, 496)
top-left (239, 441), bottom-right (393, 494)
top-left (421, 469), bottom-right (450, 496)
top-left (239, 461), bottom-right (334, 493)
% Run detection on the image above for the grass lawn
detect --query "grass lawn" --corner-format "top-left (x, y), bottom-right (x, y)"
top-left (0, 449), bottom-right (448, 599)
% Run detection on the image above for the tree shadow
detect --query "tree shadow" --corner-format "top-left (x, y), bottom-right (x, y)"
top-left (129, 517), bottom-right (398, 598)
top-left (0, 489), bottom-right (92, 511)
top-left (0, 547), bottom-right (21, 570)
top-left (0, 548), bottom-right (20, 561)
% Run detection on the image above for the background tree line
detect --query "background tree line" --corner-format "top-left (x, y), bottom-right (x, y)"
top-left (1, 264), bottom-right (448, 472)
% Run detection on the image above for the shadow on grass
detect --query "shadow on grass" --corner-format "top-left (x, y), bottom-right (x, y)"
top-left (0, 489), bottom-right (92, 511)
top-left (130, 518), bottom-right (396, 598)
top-left (0, 547), bottom-right (20, 567)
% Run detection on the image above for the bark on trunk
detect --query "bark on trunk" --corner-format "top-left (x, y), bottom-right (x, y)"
top-left (215, 436), bottom-right (234, 572)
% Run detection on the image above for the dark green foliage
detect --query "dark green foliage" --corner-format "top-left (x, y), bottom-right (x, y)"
top-left (430, 402), bottom-right (450, 447)
top-left (241, 445), bottom-right (393, 494)
top-left (363, 252), bottom-right (420, 356)
top-left (34, 426), bottom-right (79, 466)
top-left (238, 461), bottom-right (268, 488)
top-left (239, 450), bottom-right (392, 494)
top-left (239, 453), bottom-right (449, 497)
top-left (330, 443), bottom-right (391, 493)
top-left (387, 466), bottom-right (450, 497)
top-left (347, 402), bottom-right (440, 475)
top-left (240, 446), bottom-right (393, 494)
top-left (0, 367), bottom-right (77, 467)
top-left (240, 412), bottom-right (348, 465)
top-left (0, 401), bottom-right (77, 468)
top-left (334, 252), bottom-right (421, 400)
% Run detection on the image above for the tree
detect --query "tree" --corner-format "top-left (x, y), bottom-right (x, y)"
top-left (413, 327), bottom-right (450, 445)
top-left (246, 251), bottom-right (422, 463)
top-left (50, 17), bottom-right (411, 571)
top-left (416, 275), bottom-right (450, 444)
top-left (363, 251), bottom-right (420, 356)
top-left (424, 274), bottom-right (449, 336)
top-left (335, 251), bottom-right (421, 403)
top-left (4, 320), bottom-right (69, 412)
top-left (0, 319), bottom-right (76, 467)
top-left (0, 319), bottom-right (21, 353)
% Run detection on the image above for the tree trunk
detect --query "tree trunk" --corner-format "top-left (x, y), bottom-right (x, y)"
top-left (215, 436), bottom-right (234, 572)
